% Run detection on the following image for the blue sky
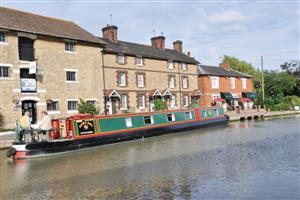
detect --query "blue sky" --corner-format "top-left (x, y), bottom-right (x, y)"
top-left (1, 0), bottom-right (299, 70)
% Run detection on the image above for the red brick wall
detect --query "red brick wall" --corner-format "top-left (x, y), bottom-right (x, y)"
top-left (198, 76), bottom-right (253, 107)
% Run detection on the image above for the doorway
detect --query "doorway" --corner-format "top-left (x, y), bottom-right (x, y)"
top-left (107, 98), bottom-right (119, 114)
top-left (22, 100), bottom-right (37, 124)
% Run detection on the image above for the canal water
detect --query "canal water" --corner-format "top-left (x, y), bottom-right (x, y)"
top-left (0, 116), bottom-right (299, 200)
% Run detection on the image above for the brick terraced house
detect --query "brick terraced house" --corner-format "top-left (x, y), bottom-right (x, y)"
top-left (198, 63), bottom-right (254, 107)
top-left (0, 7), bottom-right (105, 128)
top-left (99, 25), bottom-right (201, 114)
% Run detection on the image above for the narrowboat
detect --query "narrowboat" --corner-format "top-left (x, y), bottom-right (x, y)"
top-left (7, 107), bottom-right (228, 159)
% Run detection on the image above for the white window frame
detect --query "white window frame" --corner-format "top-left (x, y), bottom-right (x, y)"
top-left (65, 41), bottom-right (76, 53)
top-left (183, 95), bottom-right (189, 107)
top-left (144, 115), bottom-right (154, 125)
top-left (170, 95), bottom-right (176, 108)
top-left (47, 100), bottom-right (59, 111)
top-left (137, 74), bottom-right (145, 88)
top-left (0, 63), bottom-right (12, 79)
top-left (0, 31), bottom-right (8, 45)
top-left (120, 95), bottom-right (127, 110)
top-left (119, 73), bottom-right (126, 87)
top-left (138, 95), bottom-right (146, 109)
top-left (86, 99), bottom-right (96, 105)
top-left (166, 113), bottom-right (176, 122)
top-left (125, 117), bottom-right (133, 127)
top-left (117, 54), bottom-right (125, 64)
top-left (135, 56), bottom-right (143, 66)
top-left (168, 61), bottom-right (174, 69)
top-left (181, 63), bottom-right (187, 71)
top-left (230, 77), bottom-right (236, 89)
top-left (241, 78), bottom-right (247, 89)
top-left (182, 77), bottom-right (188, 89)
top-left (185, 111), bottom-right (192, 119)
top-left (65, 68), bottom-right (78, 83)
top-left (67, 100), bottom-right (78, 113)
top-left (211, 76), bottom-right (219, 89)
top-left (169, 76), bottom-right (175, 89)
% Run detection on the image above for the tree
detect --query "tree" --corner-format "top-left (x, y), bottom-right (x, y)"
top-left (280, 60), bottom-right (300, 76)
top-left (280, 60), bottom-right (300, 96)
top-left (78, 99), bottom-right (98, 115)
top-left (222, 55), bottom-right (260, 81)
top-left (264, 71), bottom-right (297, 98)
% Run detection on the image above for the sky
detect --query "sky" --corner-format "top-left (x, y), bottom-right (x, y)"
top-left (1, 0), bottom-right (299, 70)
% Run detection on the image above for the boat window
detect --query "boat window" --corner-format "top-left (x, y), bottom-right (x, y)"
top-left (207, 109), bottom-right (213, 117)
top-left (144, 116), bottom-right (153, 125)
top-left (167, 113), bottom-right (175, 122)
top-left (185, 112), bottom-right (192, 120)
top-left (125, 117), bottom-right (132, 127)
top-left (201, 110), bottom-right (207, 117)
top-left (213, 109), bottom-right (219, 116)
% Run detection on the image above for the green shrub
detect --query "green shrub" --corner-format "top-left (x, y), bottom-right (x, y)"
top-left (153, 99), bottom-right (168, 111)
top-left (78, 99), bottom-right (98, 115)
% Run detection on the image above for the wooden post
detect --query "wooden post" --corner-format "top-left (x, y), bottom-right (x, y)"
top-left (261, 56), bottom-right (265, 103)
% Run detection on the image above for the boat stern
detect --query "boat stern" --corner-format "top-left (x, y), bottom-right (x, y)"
top-left (7, 144), bottom-right (28, 159)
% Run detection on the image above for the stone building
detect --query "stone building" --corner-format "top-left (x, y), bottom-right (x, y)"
top-left (0, 7), bottom-right (104, 128)
top-left (99, 25), bottom-right (201, 114)
top-left (198, 63), bottom-right (254, 107)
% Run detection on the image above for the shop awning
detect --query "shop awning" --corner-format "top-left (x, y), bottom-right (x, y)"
top-left (191, 89), bottom-right (202, 97)
top-left (213, 97), bottom-right (225, 102)
top-left (239, 97), bottom-right (252, 102)
top-left (105, 89), bottom-right (121, 98)
top-left (242, 92), bottom-right (257, 99)
top-left (162, 89), bottom-right (172, 96)
top-left (148, 89), bottom-right (162, 97)
top-left (220, 92), bottom-right (233, 100)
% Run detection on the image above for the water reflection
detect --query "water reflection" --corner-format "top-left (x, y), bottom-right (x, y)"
top-left (0, 116), bottom-right (299, 199)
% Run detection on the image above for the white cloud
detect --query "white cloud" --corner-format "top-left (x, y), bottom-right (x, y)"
top-left (221, 24), bottom-right (248, 33)
top-left (209, 10), bottom-right (249, 23)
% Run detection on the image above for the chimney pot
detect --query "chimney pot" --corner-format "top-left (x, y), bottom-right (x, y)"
top-left (151, 36), bottom-right (165, 50)
top-left (173, 40), bottom-right (183, 53)
top-left (219, 62), bottom-right (230, 70)
top-left (102, 25), bottom-right (118, 42)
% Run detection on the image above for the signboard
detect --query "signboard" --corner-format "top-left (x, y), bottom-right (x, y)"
top-left (21, 78), bottom-right (36, 92)
top-left (76, 120), bottom-right (96, 136)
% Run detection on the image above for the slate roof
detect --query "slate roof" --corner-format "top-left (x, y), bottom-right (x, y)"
top-left (99, 38), bottom-right (199, 64)
top-left (0, 7), bottom-right (102, 44)
top-left (198, 65), bottom-right (253, 78)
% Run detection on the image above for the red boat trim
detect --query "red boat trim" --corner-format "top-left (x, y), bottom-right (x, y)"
top-left (14, 151), bottom-right (27, 159)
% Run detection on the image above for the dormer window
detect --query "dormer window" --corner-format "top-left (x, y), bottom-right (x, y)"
top-left (65, 41), bottom-right (76, 52)
top-left (117, 54), bottom-right (125, 64)
top-left (168, 61), bottom-right (174, 69)
top-left (181, 63), bottom-right (187, 71)
top-left (135, 56), bottom-right (143, 66)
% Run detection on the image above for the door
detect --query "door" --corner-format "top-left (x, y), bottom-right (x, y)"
top-left (22, 100), bottom-right (37, 124)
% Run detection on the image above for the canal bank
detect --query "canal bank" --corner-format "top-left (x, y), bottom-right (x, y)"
top-left (227, 109), bottom-right (300, 121)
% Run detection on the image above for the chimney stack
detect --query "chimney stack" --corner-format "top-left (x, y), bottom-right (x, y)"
top-left (102, 25), bottom-right (118, 42)
top-left (151, 36), bottom-right (165, 50)
top-left (173, 40), bottom-right (183, 53)
top-left (187, 51), bottom-right (191, 57)
top-left (219, 62), bottom-right (230, 70)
